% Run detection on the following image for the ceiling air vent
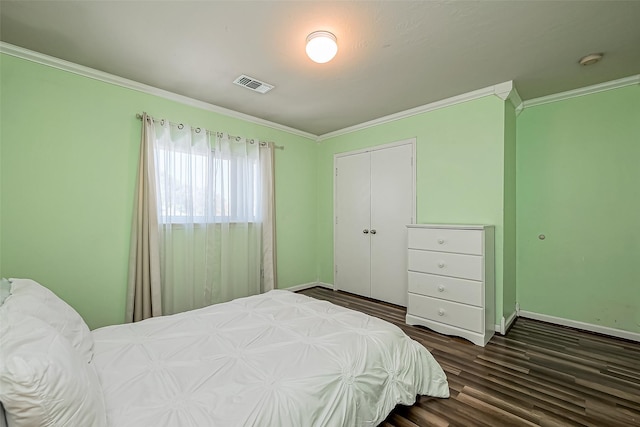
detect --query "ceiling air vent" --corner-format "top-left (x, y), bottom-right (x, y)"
top-left (233, 74), bottom-right (274, 94)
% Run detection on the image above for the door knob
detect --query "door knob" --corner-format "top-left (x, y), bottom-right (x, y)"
top-left (363, 229), bottom-right (369, 234)
top-left (370, 229), bottom-right (377, 235)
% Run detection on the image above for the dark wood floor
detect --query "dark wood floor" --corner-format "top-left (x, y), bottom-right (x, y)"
top-left (299, 287), bottom-right (640, 427)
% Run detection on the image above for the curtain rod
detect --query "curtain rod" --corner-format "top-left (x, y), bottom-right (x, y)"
top-left (136, 113), bottom-right (284, 150)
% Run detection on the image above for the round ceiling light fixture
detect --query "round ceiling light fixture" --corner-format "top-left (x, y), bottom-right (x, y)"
top-left (579, 53), bottom-right (603, 66)
top-left (306, 31), bottom-right (338, 63)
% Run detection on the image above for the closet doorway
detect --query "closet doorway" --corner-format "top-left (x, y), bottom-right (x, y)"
top-left (334, 139), bottom-right (416, 306)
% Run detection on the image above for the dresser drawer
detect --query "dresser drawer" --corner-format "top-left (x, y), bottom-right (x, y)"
top-left (408, 250), bottom-right (483, 281)
top-left (407, 293), bottom-right (484, 333)
top-left (408, 271), bottom-right (482, 306)
top-left (408, 227), bottom-right (483, 255)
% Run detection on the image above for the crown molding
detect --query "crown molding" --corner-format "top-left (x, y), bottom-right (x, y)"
top-left (5, 41), bottom-right (635, 139)
top-left (493, 80), bottom-right (523, 116)
top-left (0, 42), bottom-right (317, 141)
top-left (522, 74), bottom-right (640, 110)
top-left (318, 81), bottom-right (519, 141)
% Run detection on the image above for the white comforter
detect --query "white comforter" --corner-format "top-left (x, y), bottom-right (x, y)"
top-left (92, 290), bottom-right (449, 427)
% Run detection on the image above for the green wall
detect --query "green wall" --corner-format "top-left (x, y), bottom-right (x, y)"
top-left (517, 85), bottom-right (640, 333)
top-left (5, 48), bottom-right (635, 337)
top-left (0, 54), bottom-right (318, 329)
top-left (317, 96), bottom-right (511, 324)
top-left (503, 102), bottom-right (517, 320)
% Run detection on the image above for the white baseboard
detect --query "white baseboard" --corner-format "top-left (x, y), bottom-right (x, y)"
top-left (503, 311), bottom-right (517, 335)
top-left (317, 282), bottom-right (336, 290)
top-left (280, 282), bottom-right (335, 293)
top-left (495, 311), bottom-right (517, 335)
top-left (518, 310), bottom-right (640, 343)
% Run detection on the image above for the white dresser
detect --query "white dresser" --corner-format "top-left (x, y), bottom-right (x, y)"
top-left (405, 224), bottom-right (495, 346)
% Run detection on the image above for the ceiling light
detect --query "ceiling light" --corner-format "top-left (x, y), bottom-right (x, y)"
top-left (306, 31), bottom-right (338, 64)
top-left (579, 53), bottom-right (603, 66)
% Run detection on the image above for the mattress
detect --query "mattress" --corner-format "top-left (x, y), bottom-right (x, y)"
top-left (92, 290), bottom-right (449, 426)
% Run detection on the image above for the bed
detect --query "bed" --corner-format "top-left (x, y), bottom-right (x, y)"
top-left (0, 278), bottom-right (449, 427)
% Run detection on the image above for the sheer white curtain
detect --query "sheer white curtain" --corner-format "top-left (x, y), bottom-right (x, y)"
top-left (147, 119), bottom-right (275, 315)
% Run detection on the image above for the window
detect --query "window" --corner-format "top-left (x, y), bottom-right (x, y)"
top-left (154, 142), bottom-right (261, 224)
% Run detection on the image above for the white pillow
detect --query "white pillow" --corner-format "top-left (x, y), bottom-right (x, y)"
top-left (4, 278), bottom-right (94, 363)
top-left (0, 312), bottom-right (108, 427)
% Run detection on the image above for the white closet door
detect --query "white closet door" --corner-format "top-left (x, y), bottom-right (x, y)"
top-left (335, 152), bottom-right (371, 297)
top-left (370, 144), bottom-right (413, 306)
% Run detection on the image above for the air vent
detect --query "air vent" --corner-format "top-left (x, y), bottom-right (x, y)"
top-left (233, 74), bottom-right (274, 94)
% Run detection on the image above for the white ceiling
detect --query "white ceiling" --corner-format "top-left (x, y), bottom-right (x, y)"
top-left (1, 1), bottom-right (639, 136)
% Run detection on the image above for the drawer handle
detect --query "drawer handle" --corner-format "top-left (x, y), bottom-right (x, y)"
top-left (437, 239), bottom-right (445, 244)
top-left (438, 309), bottom-right (445, 316)
top-left (437, 285), bottom-right (445, 292)
top-left (437, 262), bottom-right (445, 268)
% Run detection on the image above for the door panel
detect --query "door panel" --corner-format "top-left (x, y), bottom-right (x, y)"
top-left (335, 153), bottom-right (371, 297)
top-left (370, 144), bottom-right (413, 306)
